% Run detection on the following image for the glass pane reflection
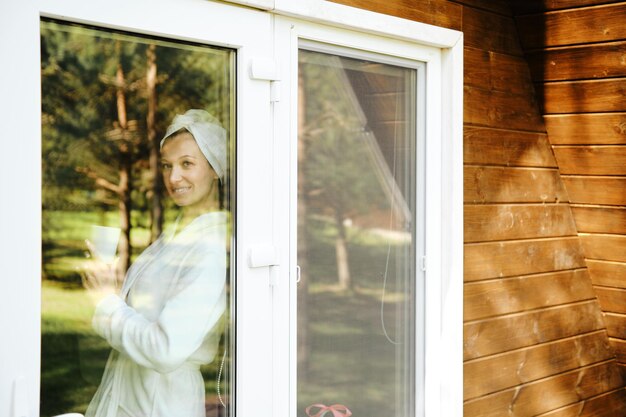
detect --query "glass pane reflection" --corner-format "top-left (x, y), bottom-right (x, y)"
top-left (40, 20), bottom-right (234, 417)
top-left (297, 48), bottom-right (419, 417)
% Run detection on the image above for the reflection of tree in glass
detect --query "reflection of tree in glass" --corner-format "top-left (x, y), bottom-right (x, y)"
top-left (41, 21), bottom-right (230, 278)
top-left (300, 56), bottom-right (387, 291)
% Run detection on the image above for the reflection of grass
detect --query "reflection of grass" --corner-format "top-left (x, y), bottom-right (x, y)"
top-left (42, 211), bottom-right (411, 416)
top-left (40, 209), bottom-right (144, 417)
top-left (41, 281), bottom-right (107, 416)
top-left (41, 281), bottom-right (229, 416)
top-left (298, 216), bottom-right (415, 417)
top-left (42, 210), bottom-right (152, 284)
top-left (306, 216), bottom-right (411, 292)
top-left (41, 210), bottom-right (228, 416)
top-left (299, 290), bottom-right (412, 417)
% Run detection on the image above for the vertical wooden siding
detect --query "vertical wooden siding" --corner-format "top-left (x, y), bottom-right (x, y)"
top-left (329, 0), bottom-right (626, 415)
top-left (513, 2), bottom-right (626, 411)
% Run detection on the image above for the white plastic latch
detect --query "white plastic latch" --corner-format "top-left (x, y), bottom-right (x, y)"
top-left (249, 58), bottom-right (281, 102)
top-left (248, 244), bottom-right (279, 268)
top-left (248, 244), bottom-right (280, 286)
top-left (249, 58), bottom-right (280, 81)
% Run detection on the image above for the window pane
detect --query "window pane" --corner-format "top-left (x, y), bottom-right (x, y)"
top-left (40, 20), bottom-right (235, 417)
top-left (297, 48), bottom-right (420, 417)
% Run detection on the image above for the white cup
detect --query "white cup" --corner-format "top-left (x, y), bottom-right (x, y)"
top-left (90, 225), bottom-right (121, 264)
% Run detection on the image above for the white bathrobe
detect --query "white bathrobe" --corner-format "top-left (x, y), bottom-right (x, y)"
top-left (85, 211), bottom-right (227, 417)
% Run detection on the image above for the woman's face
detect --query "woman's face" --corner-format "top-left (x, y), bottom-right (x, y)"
top-left (161, 132), bottom-right (218, 210)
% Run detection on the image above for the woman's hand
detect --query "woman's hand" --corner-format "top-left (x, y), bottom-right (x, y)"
top-left (81, 239), bottom-right (121, 304)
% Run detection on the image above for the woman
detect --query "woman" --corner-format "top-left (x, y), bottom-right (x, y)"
top-left (83, 109), bottom-right (229, 417)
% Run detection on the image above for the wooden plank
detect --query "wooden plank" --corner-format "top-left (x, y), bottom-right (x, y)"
top-left (464, 127), bottom-right (557, 167)
top-left (449, 0), bottom-right (511, 15)
top-left (526, 41), bottom-right (626, 82)
top-left (553, 146), bottom-right (626, 175)
top-left (464, 166), bottom-right (568, 204)
top-left (516, 3), bottom-right (626, 49)
top-left (610, 338), bottom-right (626, 362)
top-left (587, 260), bottom-right (626, 288)
top-left (464, 47), bottom-right (534, 94)
top-left (559, 361), bottom-right (625, 402)
top-left (595, 286), bottom-right (626, 314)
top-left (604, 312), bottom-right (626, 338)
top-left (539, 79), bottom-right (626, 114)
top-left (464, 300), bottom-right (605, 359)
top-left (464, 269), bottom-right (593, 321)
top-left (578, 389), bottom-right (626, 417)
top-left (544, 113), bottom-right (626, 145)
top-left (465, 204), bottom-right (577, 242)
top-left (572, 206), bottom-right (626, 234)
top-left (328, 0), bottom-right (463, 30)
top-left (465, 86), bottom-right (545, 130)
top-left (464, 237), bottom-right (586, 281)
top-left (536, 402), bottom-right (583, 417)
top-left (463, 361), bottom-right (625, 416)
top-left (463, 6), bottom-right (523, 55)
top-left (464, 331), bottom-right (613, 400)
top-left (562, 177), bottom-right (626, 206)
top-left (554, 145), bottom-right (626, 175)
top-left (537, 389), bottom-right (626, 417)
top-left (580, 234), bottom-right (626, 262)
top-left (510, 0), bottom-right (623, 14)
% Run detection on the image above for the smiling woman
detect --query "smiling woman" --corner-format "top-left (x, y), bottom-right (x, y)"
top-left (81, 109), bottom-right (229, 417)
top-left (160, 110), bottom-right (226, 226)
top-left (162, 132), bottom-right (220, 212)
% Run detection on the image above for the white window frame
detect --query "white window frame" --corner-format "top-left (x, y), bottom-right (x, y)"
top-left (0, 0), bottom-right (462, 416)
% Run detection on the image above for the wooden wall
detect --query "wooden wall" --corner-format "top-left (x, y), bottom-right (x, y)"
top-left (329, 0), bottom-right (626, 415)
top-left (513, 0), bottom-right (626, 401)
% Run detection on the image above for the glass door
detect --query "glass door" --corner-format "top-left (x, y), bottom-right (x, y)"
top-left (296, 45), bottom-right (425, 417)
top-left (3, 3), bottom-right (462, 416)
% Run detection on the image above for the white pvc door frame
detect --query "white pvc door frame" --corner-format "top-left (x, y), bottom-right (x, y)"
top-left (270, 13), bottom-right (463, 417)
